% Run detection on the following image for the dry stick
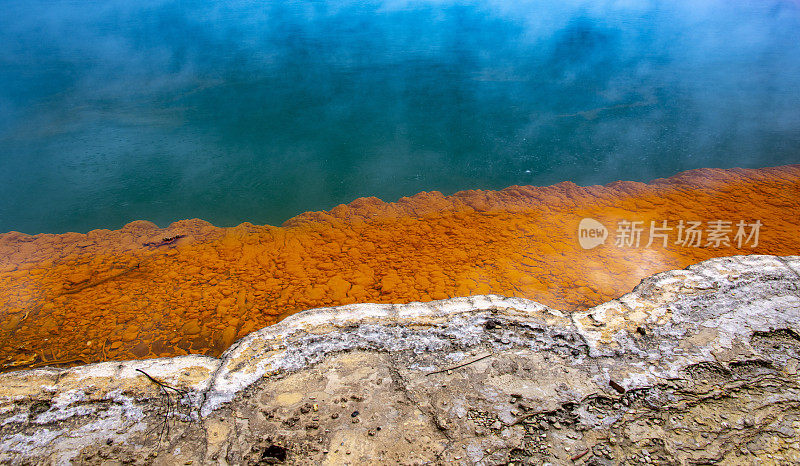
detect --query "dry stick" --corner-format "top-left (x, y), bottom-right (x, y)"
top-left (135, 368), bottom-right (186, 395)
top-left (136, 369), bottom-right (186, 448)
top-left (426, 353), bottom-right (492, 376)
top-left (142, 389), bottom-right (172, 445)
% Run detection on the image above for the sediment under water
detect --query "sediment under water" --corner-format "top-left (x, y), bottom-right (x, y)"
top-left (1, 164), bottom-right (799, 372)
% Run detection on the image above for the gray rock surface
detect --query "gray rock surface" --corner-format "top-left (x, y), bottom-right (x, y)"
top-left (1, 255), bottom-right (799, 465)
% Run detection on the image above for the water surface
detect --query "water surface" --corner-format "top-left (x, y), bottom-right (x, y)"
top-left (1, 0), bottom-right (799, 233)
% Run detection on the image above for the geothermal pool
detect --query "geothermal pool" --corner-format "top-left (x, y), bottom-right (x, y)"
top-left (1, 0), bottom-right (799, 234)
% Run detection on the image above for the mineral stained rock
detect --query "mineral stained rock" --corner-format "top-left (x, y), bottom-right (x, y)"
top-left (1, 164), bottom-right (799, 371)
top-left (1, 255), bottom-right (798, 465)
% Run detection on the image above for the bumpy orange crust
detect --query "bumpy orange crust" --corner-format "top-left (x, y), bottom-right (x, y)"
top-left (1, 165), bottom-right (798, 371)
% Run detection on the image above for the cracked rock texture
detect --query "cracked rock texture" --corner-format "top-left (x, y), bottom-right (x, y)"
top-left (1, 254), bottom-right (799, 465)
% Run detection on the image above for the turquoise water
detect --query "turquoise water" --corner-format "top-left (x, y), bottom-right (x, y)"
top-left (1, 0), bottom-right (799, 234)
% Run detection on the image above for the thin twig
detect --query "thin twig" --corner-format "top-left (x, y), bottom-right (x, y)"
top-left (136, 368), bottom-right (187, 450)
top-left (142, 235), bottom-right (185, 248)
top-left (135, 368), bottom-right (186, 394)
top-left (426, 353), bottom-right (492, 376)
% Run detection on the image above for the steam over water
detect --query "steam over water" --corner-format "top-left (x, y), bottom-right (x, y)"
top-left (1, 0), bottom-right (799, 234)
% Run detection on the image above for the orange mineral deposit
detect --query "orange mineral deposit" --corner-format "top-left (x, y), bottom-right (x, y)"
top-left (1, 164), bottom-right (799, 372)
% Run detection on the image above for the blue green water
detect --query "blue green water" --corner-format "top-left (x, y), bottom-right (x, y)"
top-left (1, 0), bottom-right (799, 234)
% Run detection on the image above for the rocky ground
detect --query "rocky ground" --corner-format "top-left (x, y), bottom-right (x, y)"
top-left (1, 254), bottom-right (799, 465)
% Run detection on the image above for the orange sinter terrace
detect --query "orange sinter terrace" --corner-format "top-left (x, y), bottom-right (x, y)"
top-left (1, 164), bottom-right (799, 372)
